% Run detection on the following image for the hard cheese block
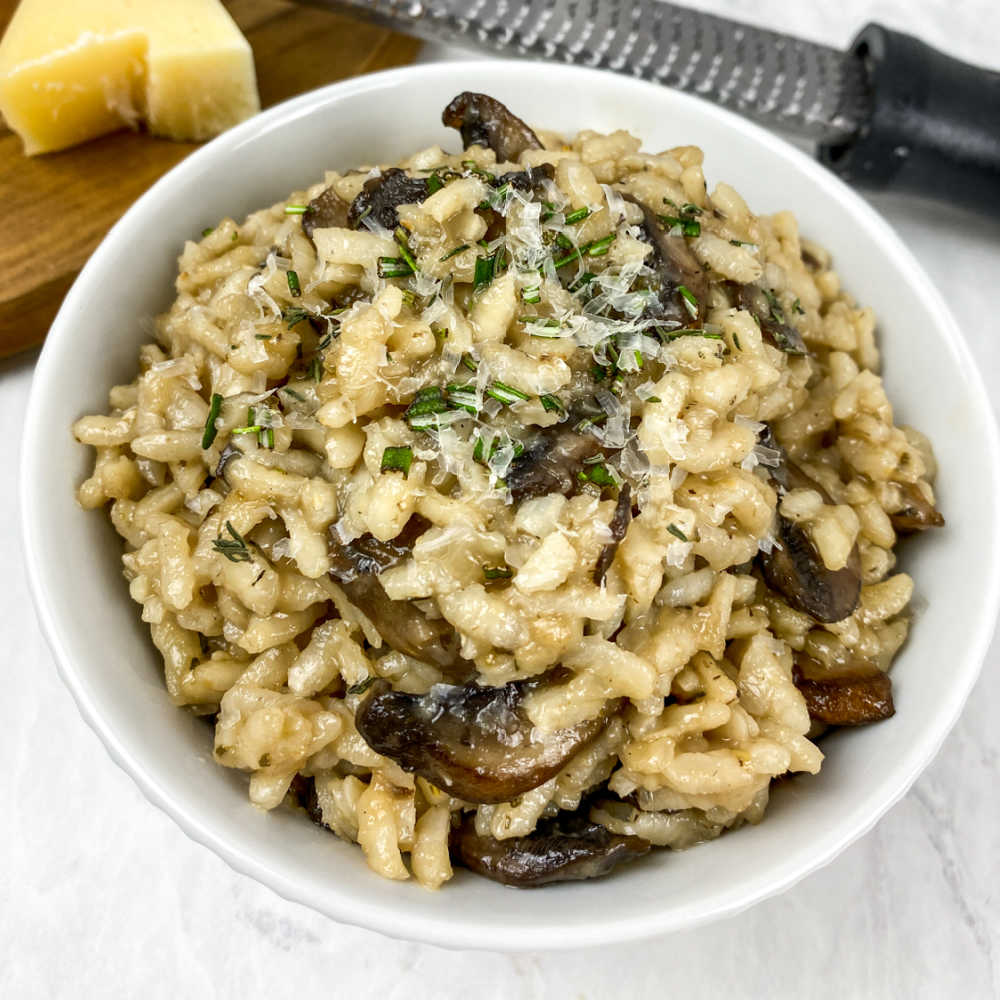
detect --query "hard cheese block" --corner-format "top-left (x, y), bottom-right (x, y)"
top-left (0, 0), bottom-right (260, 154)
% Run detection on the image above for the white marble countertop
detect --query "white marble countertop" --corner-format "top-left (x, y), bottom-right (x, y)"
top-left (3, 1), bottom-right (999, 996)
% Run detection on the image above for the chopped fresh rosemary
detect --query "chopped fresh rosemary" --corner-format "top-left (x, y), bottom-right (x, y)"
top-left (677, 284), bottom-right (699, 318)
top-left (261, 427), bottom-right (275, 450)
top-left (586, 234), bottom-right (616, 257)
top-left (579, 463), bottom-right (617, 487)
top-left (255, 334), bottom-right (272, 340)
top-left (201, 393), bottom-right (223, 449)
top-left (405, 386), bottom-right (449, 428)
top-left (378, 256), bottom-right (413, 279)
top-left (486, 381), bottom-right (529, 405)
top-left (284, 204), bottom-right (308, 215)
top-left (346, 676), bottom-right (378, 696)
top-left (307, 356), bottom-right (324, 381)
top-left (286, 269), bottom-right (301, 297)
top-left (539, 393), bottom-right (565, 414)
top-left (658, 213), bottom-right (701, 238)
top-left (394, 227), bottom-right (419, 274)
top-left (445, 383), bottom-right (479, 415)
top-left (461, 160), bottom-right (495, 181)
top-left (659, 327), bottom-right (724, 343)
top-left (474, 249), bottom-right (505, 291)
top-left (482, 563), bottom-right (514, 581)
top-left (521, 285), bottom-right (541, 304)
top-left (732, 333), bottom-right (742, 350)
top-left (667, 523), bottom-right (689, 542)
top-left (564, 206), bottom-right (591, 225)
top-left (212, 521), bottom-right (252, 563)
top-left (427, 172), bottom-right (444, 195)
top-left (461, 354), bottom-right (479, 373)
top-left (439, 243), bottom-right (470, 262)
top-left (380, 445), bottom-right (413, 477)
top-left (282, 306), bottom-right (310, 328)
top-left (570, 271), bottom-right (597, 292)
top-left (281, 387), bottom-right (306, 402)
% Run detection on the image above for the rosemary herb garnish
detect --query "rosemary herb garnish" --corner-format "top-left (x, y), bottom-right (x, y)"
top-left (564, 206), bottom-right (591, 225)
top-left (380, 446), bottom-right (413, 477)
top-left (281, 306), bottom-right (310, 328)
top-left (439, 243), bottom-right (470, 262)
top-left (284, 204), bottom-right (308, 215)
top-left (482, 564), bottom-right (514, 581)
top-left (346, 676), bottom-right (378, 696)
top-left (201, 393), bottom-right (223, 449)
top-left (212, 521), bottom-right (252, 563)
top-left (667, 523), bottom-right (689, 542)
top-left (286, 269), bottom-right (301, 297)
top-left (539, 393), bottom-right (565, 413)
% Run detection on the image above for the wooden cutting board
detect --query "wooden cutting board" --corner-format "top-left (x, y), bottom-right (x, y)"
top-left (0, 0), bottom-right (421, 359)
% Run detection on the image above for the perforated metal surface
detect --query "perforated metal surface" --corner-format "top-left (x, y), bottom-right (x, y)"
top-left (304, 0), bottom-right (871, 142)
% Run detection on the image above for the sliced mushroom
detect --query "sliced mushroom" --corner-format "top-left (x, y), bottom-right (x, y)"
top-left (593, 483), bottom-right (632, 585)
top-left (756, 427), bottom-right (861, 623)
top-left (454, 812), bottom-right (650, 887)
top-left (347, 168), bottom-right (430, 231)
top-left (355, 675), bottom-right (612, 804)
top-left (301, 185), bottom-right (349, 240)
top-left (628, 198), bottom-right (709, 326)
top-left (328, 516), bottom-right (467, 671)
top-left (889, 481), bottom-right (945, 534)
top-left (496, 163), bottom-right (555, 191)
top-left (733, 283), bottom-right (807, 355)
top-left (793, 654), bottom-right (895, 725)
top-left (506, 425), bottom-right (603, 503)
top-left (442, 92), bottom-right (543, 162)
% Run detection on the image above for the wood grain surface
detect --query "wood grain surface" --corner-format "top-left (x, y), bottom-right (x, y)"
top-left (0, 0), bottom-right (420, 358)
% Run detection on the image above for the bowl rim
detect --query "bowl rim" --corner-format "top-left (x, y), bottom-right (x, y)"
top-left (20, 58), bottom-right (1000, 951)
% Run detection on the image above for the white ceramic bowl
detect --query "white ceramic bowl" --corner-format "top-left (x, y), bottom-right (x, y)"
top-left (21, 60), bottom-right (1000, 951)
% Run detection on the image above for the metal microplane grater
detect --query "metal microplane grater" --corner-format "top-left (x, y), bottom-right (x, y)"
top-left (297, 0), bottom-right (1000, 214)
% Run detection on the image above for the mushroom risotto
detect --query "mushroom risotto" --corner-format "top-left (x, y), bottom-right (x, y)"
top-left (74, 93), bottom-right (944, 889)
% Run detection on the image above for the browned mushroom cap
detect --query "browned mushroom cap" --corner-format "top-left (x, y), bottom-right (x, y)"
top-left (628, 198), bottom-right (709, 326)
top-left (756, 427), bottom-right (862, 623)
top-left (733, 283), bottom-right (807, 355)
top-left (794, 654), bottom-right (895, 725)
top-left (301, 185), bottom-right (349, 241)
top-left (506, 425), bottom-right (603, 503)
top-left (442, 92), bottom-right (543, 162)
top-left (593, 483), bottom-right (633, 585)
top-left (762, 516), bottom-right (862, 624)
top-left (347, 168), bottom-right (431, 231)
top-left (328, 516), bottom-right (468, 672)
top-left (454, 812), bottom-right (650, 887)
top-left (889, 482), bottom-right (945, 534)
top-left (355, 676), bottom-right (613, 804)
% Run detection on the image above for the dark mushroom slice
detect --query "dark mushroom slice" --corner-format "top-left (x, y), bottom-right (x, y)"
top-left (593, 483), bottom-right (632, 585)
top-left (355, 675), bottom-right (613, 804)
top-left (328, 516), bottom-right (468, 672)
top-left (756, 427), bottom-right (862, 623)
top-left (762, 515), bottom-right (862, 624)
top-left (442, 91), bottom-right (543, 162)
top-left (506, 424), bottom-right (604, 503)
top-left (732, 282), bottom-right (807, 355)
top-left (454, 812), bottom-right (650, 887)
top-left (301, 185), bottom-right (349, 241)
top-left (627, 197), bottom-right (709, 326)
top-left (793, 654), bottom-right (895, 725)
top-left (889, 481), bottom-right (945, 534)
top-left (496, 162), bottom-right (555, 192)
top-left (347, 168), bottom-right (431, 231)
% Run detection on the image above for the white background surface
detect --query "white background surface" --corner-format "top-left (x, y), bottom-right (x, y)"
top-left (3, 1), bottom-right (999, 996)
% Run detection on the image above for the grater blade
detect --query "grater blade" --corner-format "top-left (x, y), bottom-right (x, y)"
top-left (299, 0), bottom-right (871, 143)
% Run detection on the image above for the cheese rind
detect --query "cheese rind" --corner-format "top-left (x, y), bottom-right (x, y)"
top-left (0, 0), bottom-right (260, 155)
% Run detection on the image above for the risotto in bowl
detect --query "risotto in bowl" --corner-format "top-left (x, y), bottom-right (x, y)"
top-left (22, 62), bottom-right (1000, 947)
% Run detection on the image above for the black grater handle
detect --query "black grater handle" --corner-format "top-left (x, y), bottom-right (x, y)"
top-left (819, 23), bottom-right (1000, 214)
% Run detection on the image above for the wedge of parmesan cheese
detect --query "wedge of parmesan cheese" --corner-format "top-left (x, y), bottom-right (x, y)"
top-left (0, 0), bottom-right (260, 154)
